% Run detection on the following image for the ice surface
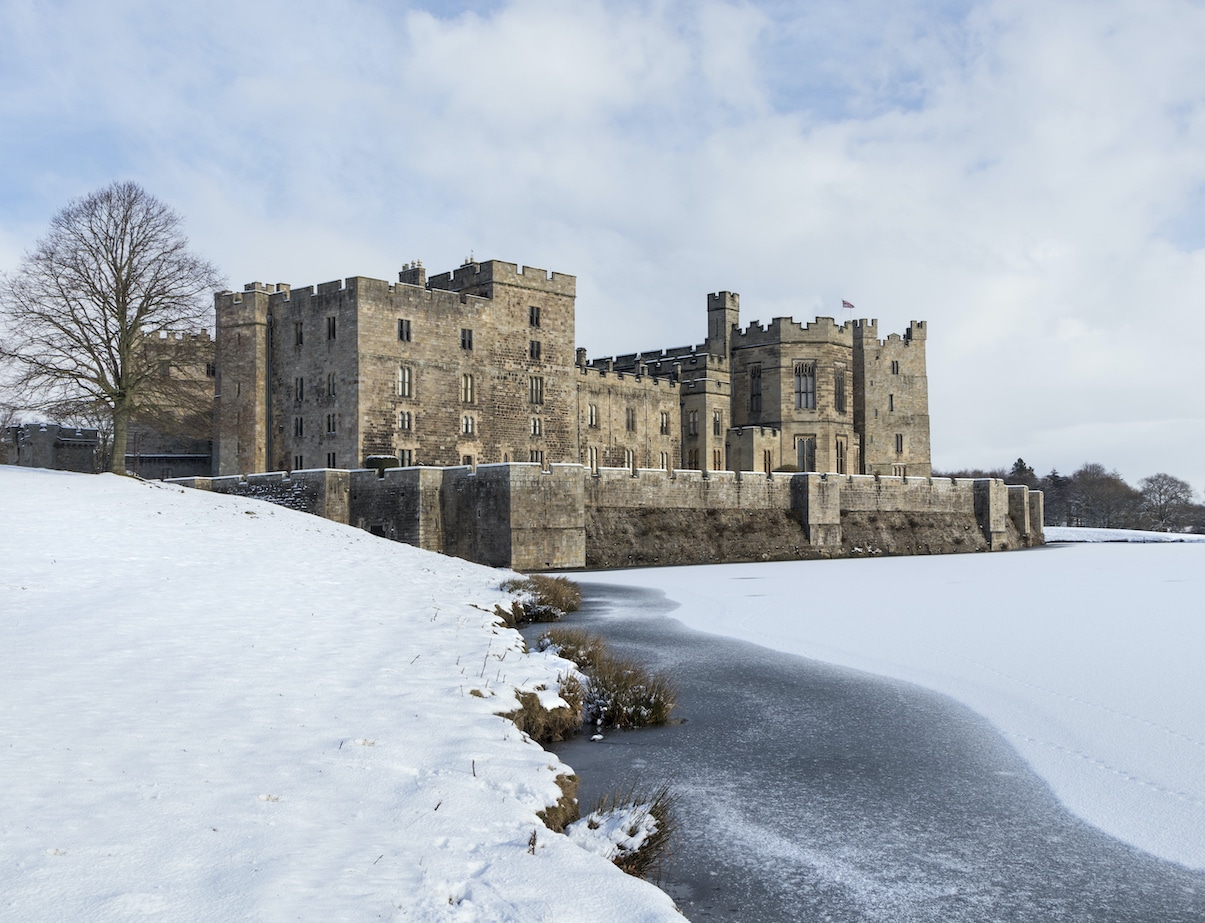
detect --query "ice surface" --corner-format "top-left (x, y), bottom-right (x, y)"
top-left (583, 542), bottom-right (1205, 869)
top-left (0, 467), bottom-right (679, 922)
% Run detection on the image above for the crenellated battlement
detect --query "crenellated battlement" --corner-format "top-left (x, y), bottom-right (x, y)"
top-left (427, 259), bottom-right (576, 296)
top-left (852, 318), bottom-right (927, 348)
top-left (732, 315), bottom-right (855, 348)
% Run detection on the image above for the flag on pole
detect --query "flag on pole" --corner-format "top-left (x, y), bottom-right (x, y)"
top-left (841, 299), bottom-right (855, 311)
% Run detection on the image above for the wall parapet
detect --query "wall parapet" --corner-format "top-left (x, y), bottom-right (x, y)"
top-left (168, 466), bottom-right (1043, 570)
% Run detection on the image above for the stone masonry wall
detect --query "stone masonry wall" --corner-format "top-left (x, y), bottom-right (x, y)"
top-left (170, 466), bottom-right (1043, 571)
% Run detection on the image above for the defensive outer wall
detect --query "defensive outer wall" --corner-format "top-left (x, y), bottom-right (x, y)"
top-left (168, 464), bottom-right (1044, 571)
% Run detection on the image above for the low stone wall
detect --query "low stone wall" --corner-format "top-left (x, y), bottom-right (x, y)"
top-left (169, 466), bottom-right (1043, 570)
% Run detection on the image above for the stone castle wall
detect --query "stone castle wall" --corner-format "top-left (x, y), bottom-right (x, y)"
top-left (170, 465), bottom-right (1043, 571)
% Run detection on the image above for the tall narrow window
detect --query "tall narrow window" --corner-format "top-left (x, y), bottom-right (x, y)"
top-left (398, 318), bottom-right (411, 341)
top-left (713, 448), bottom-right (722, 470)
top-left (687, 410), bottom-right (698, 436)
top-left (460, 328), bottom-right (473, 350)
top-left (398, 448), bottom-right (413, 466)
top-left (587, 403), bottom-right (598, 428)
top-left (326, 413), bottom-right (337, 434)
top-left (529, 376), bottom-right (544, 405)
top-left (529, 305), bottom-right (541, 327)
top-left (530, 340), bottom-right (541, 361)
top-left (462, 415), bottom-right (475, 435)
top-left (713, 409), bottom-right (722, 437)
top-left (794, 361), bottom-right (816, 409)
top-left (659, 411), bottom-right (670, 435)
top-left (294, 377), bottom-right (304, 402)
top-left (326, 316), bottom-right (336, 340)
top-left (327, 373), bottom-right (336, 397)
top-left (834, 364), bottom-right (846, 414)
top-left (397, 366), bottom-right (412, 398)
top-left (625, 407), bottom-right (636, 432)
top-left (294, 417), bottom-right (304, 438)
top-left (327, 451), bottom-right (337, 467)
top-left (891, 360), bottom-right (900, 375)
top-left (624, 448), bottom-right (635, 468)
top-left (798, 436), bottom-right (816, 472)
top-left (294, 322), bottom-right (304, 346)
top-left (749, 365), bottom-right (762, 413)
top-left (398, 410), bottom-right (412, 431)
top-left (888, 393), bottom-right (895, 412)
top-left (836, 438), bottom-right (847, 475)
top-left (531, 417), bottom-right (543, 436)
top-left (293, 454), bottom-right (304, 470)
top-left (895, 433), bottom-right (904, 454)
top-left (461, 373), bottom-right (474, 404)
top-left (660, 451), bottom-right (670, 470)
top-left (588, 446), bottom-right (599, 470)
top-left (763, 449), bottom-right (772, 475)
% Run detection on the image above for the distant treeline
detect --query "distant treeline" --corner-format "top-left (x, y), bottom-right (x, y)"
top-left (931, 460), bottom-right (1203, 533)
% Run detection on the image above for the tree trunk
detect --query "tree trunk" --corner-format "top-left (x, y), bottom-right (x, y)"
top-left (110, 406), bottom-right (129, 475)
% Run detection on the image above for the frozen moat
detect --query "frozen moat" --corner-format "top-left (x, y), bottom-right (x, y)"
top-left (548, 582), bottom-right (1205, 922)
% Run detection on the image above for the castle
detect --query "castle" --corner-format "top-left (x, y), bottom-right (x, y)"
top-left (213, 259), bottom-right (931, 478)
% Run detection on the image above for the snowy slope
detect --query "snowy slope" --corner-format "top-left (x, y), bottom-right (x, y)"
top-left (1047, 525), bottom-right (1205, 543)
top-left (583, 544), bottom-right (1205, 870)
top-left (0, 467), bottom-right (680, 922)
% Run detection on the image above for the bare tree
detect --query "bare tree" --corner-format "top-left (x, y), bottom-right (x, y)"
top-left (1069, 463), bottom-right (1139, 528)
top-left (1138, 473), bottom-right (1196, 532)
top-left (0, 182), bottom-right (222, 474)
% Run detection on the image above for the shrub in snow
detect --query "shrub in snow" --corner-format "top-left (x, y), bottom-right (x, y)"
top-left (496, 575), bottom-right (583, 626)
top-left (566, 785), bottom-right (676, 879)
top-left (500, 675), bottom-right (585, 744)
top-left (585, 655), bottom-right (677, 729)
top-left (537, 627), bottom-right (607, 670)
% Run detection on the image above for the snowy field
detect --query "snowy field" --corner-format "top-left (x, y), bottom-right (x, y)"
top-left (0, 468), bottom-right (679, 922)
top-left (1047, 526), bottom-right (1205, 543)
top-left (584, 541), bottom-right (1205, 871)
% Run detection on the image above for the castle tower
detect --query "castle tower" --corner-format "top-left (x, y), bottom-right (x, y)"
top-left (852, 319), bottom-right (931, 477)
top-left (214, 284), bottom-right (275, 475)
top-left (706, 292), bottom-right (740, 358)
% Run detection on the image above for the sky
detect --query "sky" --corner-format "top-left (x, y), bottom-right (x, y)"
top-left (2, 0), bottom-right (1203, 492)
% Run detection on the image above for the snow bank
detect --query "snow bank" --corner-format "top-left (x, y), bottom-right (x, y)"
top-left (0, 467), bottom-right (679, 922)
top-left (1047, 525), bottom-right (1205, 543)
top-left (583, 544), bottom-right (1205, 870)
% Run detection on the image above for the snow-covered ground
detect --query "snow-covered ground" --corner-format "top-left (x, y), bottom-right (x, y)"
top-left (0, 468), bottom-right (680, 922)
top-left (1047, 525), bottom-right (1205, 543)
top-left (583, 542), bottom-right (1205, 870)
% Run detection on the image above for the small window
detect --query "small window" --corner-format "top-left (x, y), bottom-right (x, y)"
top-left (398, 411), bottom-right (412, 431)
top-left (687, 448), bottom-right (699, 469)
top-left (836, 438), bottom-right (847, 475)
top-left (893, 464), bottom-right (907, 477)
top-left (660, 451), bottom-right (669, 470)
top-left (834, 365), bottom-right (846, 414)
top-left (659, 411), bottom-right (670, 435)
top-left (529, 305), bottom-right (541, 327)
top-left (397, 366), bottom-right (412, 398)
top-left (713, 448), bottom-right (722, 470)
top-left (798, 436), bottom-right (816, 472)
top-left (625, 407), bottom-right (636, 432)
top-left (462, 454), bottom-right (474, 466)
top-left (398, 318), bottom-right (411, 341)
top-left (530, 340), bottom-right (541, 361)
top-left (763, 449), bottom-right (772, 475)
top-left (749, 365), bottom-right (762, 413)
top-left (531, 416), bottom-right (542, 436)
top-left (895, 433), bottom-right (904, 454)
top-left (326, 316), bottom-right (336, 340)
top-left (687, 410), bottom-right (698, 436)
top-left (624, 448), bottom-right (634, 468)
top-left (294, 377), bottom-right (304, 402)
top-left (293, 454), bottom-right (304, 470)
top-left (327, 373), bottom-right (336, 397)
top-left (587, 403), bottom-right (598, 428)
top-left (588, 445), bottom-right (599, 470)
top-left (462, 415), bottom-right (475, 435)
top-left (460, 328), bottom-right (473, 351)
top-left (205, 363), bottom-right (216, 378)
top-left (529, 449), bottom-right (544, 464)
top-left (327, 451), bottom-right (337, 468)
top-left (461, 373), bottom-right (474, 404)
top-left (294, 417), bottom-right (304, 438)
top-left (713, 409), bottom-right (722, 437)
top-left (399, 449), bottom-right (414, 466)
top-left (529, 376), bottom-right (544, 405)
top-left (888, 394), bottom-right (894, 412)
top-left (326, 413), bottom-right (337, 434)
top-left (294, 322), bottom-right (303, 346)
top-left (891, 360), bottom-right (900, 375)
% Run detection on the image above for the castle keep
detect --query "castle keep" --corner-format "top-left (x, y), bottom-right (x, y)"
top-left (213, 258), bottom-right (930, 478)
top-left (193, 256), bottom-right (1041, 570)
